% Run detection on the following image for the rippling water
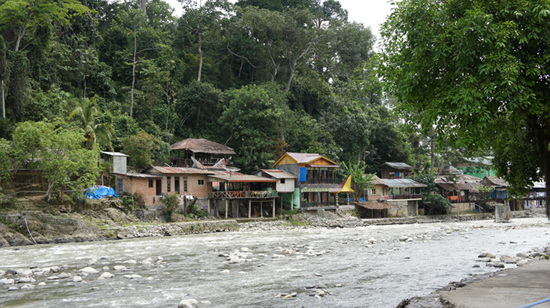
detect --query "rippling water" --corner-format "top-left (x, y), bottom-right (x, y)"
top-left (0, 217), bottom-right (549, 307)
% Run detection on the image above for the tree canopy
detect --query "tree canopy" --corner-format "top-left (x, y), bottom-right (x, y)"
top-left (0, 0), bottom-right (428, 186)
top-left (380, 0), bottom-right (550, 217)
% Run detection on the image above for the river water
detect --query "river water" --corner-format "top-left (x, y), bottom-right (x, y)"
top-left (0, 217), bottom-right (549, 307)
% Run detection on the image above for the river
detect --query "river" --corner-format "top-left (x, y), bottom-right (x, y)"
top-left (0, 217), bottom-right (549, 307)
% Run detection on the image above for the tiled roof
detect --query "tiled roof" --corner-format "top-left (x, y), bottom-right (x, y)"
top-left (171, 138), bottom-right (236, 155)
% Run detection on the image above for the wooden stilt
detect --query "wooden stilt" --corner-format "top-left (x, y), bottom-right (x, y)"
top-left (272, 198), bottom-right (275, 218)
top-left (248, 199), bottom-right (252, 218)
top-left (260, 201), bottom-right (263, 218)
top-left (225, 200), bottom-right (228, 219)
top-left (280, 196), bottom-right (283, 217)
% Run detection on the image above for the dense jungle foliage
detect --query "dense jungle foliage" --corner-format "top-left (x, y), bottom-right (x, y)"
top-left (0, 0), bottom-right (456, 177)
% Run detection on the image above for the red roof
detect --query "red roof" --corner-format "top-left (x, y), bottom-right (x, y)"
top-left (146, 166), bottom-right (214, 175)
top-left (171, 138), bottom-right (236, 155)
top-left (208, 170), bottom-right (277, 183)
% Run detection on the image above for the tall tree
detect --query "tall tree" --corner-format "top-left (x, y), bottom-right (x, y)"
top-left (380, 0), bottom-right (550, 217)
top-left (219, 83), bottom-right (289, 172)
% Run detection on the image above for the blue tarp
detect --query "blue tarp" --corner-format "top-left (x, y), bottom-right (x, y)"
top-left (300, 167), bottom-right (307, 182)
top-left (85, 186), bottom-right (118, 199)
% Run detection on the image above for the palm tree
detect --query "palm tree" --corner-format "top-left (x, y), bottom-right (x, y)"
top-left (69, 97), bottom-right (114, 150)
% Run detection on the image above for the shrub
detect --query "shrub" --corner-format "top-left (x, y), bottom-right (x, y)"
top-left (162, 193), bottom-right (179, 222)
top-left (0, 194), bottom-right (15, 211)
top-left (424, 194), bottom-right (450, 215)
top-left (71, 191), bottom-right (89, 207)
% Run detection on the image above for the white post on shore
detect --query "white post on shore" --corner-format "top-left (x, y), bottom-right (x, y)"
top-left (272, 198), bottom-right (275, 218)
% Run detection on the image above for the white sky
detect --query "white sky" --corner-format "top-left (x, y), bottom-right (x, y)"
top-left (164, 0), bottom-right (395, 40)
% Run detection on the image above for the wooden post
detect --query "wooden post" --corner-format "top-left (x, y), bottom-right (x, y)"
top-left (272, 198), bottom-right (275, 218)
top-left (336, 193), bottom-right (339, 207)
top-left (248, 199), bottom-right (252, 218)
top-left (208, 199), bottom-right (211, 217)
top-left (225, 199), bottom-right (228, 219)
top-left (280, 195), bottom-right (283, 217)
top-left (291, 192), bottom-right (294, 210)
top-left (260, 201), bottom-right (263, 218)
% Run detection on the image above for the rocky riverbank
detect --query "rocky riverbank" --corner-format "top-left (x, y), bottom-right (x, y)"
top-left (0, 205), bottom-right (543, 247)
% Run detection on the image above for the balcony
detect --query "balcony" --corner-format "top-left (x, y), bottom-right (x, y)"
top-left (388, 194), bottom-right (423, 200)
top-left (208, 191), bottom-right (278, 199)
top-left (303, 178), bottom-right (339, 185)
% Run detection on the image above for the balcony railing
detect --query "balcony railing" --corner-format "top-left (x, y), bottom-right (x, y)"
top-left (388, 194), bottom-right (423, 200)
top-left (303, 178), bottom-right (339, 184)
top-left (209, 191), bottom-right (278, 199)
top-left (303, 200), bottom-right (337, 208)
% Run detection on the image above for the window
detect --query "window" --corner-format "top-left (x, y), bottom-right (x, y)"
top-left (184, 180), bottom-right (188, 192)
top-left (371, 188), bottom-right (376, 195)
top-left (280, 179), bottom-right (286, 184)
top-left (198, 179), bottom-right (204, 185)
top-left (167, 176), bottom-right (171, 192)
top-left (148, 179), bottom-right (154, 188)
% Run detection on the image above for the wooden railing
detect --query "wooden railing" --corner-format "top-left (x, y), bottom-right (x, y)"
top-left (208, 191), bottom-right (278, 199)
top-left (388, 194), bottom-right (423, 200)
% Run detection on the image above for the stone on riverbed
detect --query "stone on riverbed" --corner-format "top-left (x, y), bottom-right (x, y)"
top-left (123, 274), bottom-right (142, 279)
top-left (80, 267), bottom-right (99, 275)
top-left (99, 272), bottom-right (114, 279)
top-left (178, 299), bottom-right (199, 308)
top-left (113, 265), bottom-right (127, 271)
top-left (72, 276), bottom-right (83, 282)
top-left (478, 252), bottom-right (496, 258)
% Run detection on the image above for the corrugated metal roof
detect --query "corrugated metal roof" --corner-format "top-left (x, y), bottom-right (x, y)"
top-left (286, 152), bottom-right (323, 164)
top-left (171, 138), bottom-right (236, 155)
top-left (382, 162), bottom-right (414, 170)
top-left (436, 182), bottom-right (479, 193)
top-left (112, 172), bottom-right (161, 178)
top-left (355, 202), bottom-right (395, 210)
top-left (259, 169), bottom-right (297, 179)
top-left (101, 151), bottom-right (129, 157)
top-left (483, 176), bottom-right (508, 187)
top-left (370, 175), bottom-right (385, 185)
top-left (381, 179), bottom-right (427, 188)
top-left (208, 170), bottom-right (277, 183)
top-left (147, 166), bottom-right (215, 175)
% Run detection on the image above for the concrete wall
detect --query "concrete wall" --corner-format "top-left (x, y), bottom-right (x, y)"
top-left (112, 156), bottom-right (127, 174)
top-left (387, 200), bottom-right (418, 217)
top-left (117, 176), bottom-right (161, 206)
top-left (276, 179), bottom-right (295, 193)
top-left (163, 174), bottom-right (210, 198)
top-left (448, 202), bottom-right (474, 214)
